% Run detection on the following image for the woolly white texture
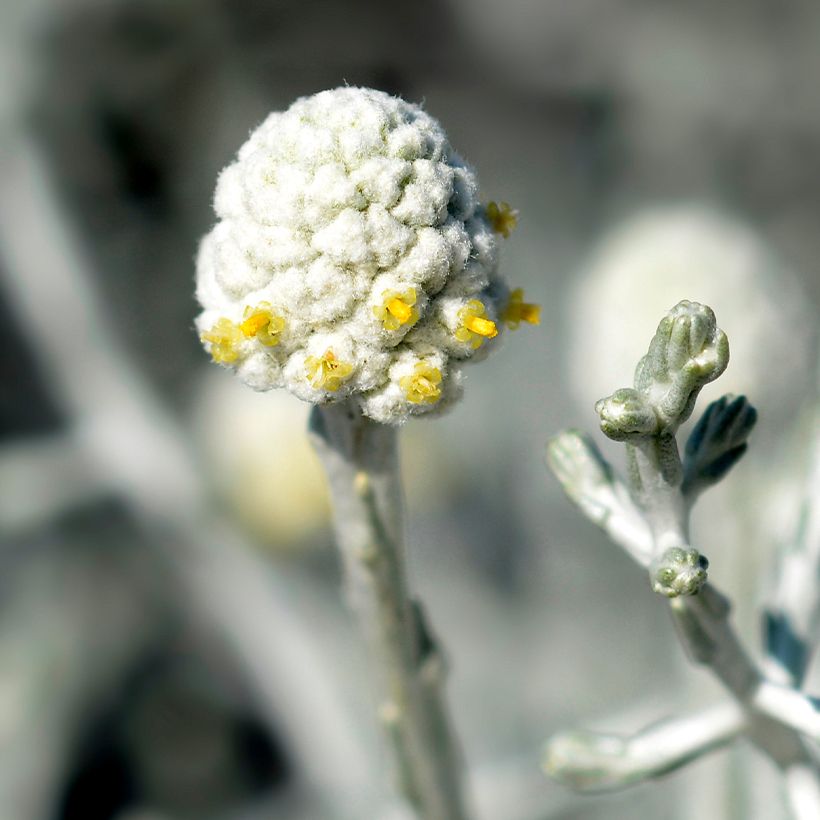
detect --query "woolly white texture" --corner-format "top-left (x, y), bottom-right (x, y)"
top-left (196, 87), bottom-right (509, 424)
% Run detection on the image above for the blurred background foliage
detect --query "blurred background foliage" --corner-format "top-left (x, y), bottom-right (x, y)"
top-left (1, 1), bottom-right (819, 818)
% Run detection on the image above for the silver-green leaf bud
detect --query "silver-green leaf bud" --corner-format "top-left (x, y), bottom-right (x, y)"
top-left (546, 430), bottom-right (655, 565)
top-left (594, 388), bottom-right (658, 441)
top-left (547, 429), bottom-right (619, 507)
top-left (651, 546), bottom-right (709, 598)
top-left (634, 300), bottom-right (729, 432)
top-left (595, 302), bottom-right (729, 442)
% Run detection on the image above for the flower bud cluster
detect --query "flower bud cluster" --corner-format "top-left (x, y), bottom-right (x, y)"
top-left (595, 300), bottom-right (729, 441)
top-left (650, 547), bottom-right (709, 598)
top-left (195, 87), bottom-right (538, 423)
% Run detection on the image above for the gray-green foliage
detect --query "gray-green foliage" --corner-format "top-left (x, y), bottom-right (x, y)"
top-left (596, 300), bottom-right (729, 441)
top-left (682, 394), bottom-right (758, 499)
top-left (543, 300), bottom-right (820, 816)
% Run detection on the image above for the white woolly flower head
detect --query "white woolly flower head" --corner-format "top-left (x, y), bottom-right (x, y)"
top-left (195, 86), bottom-right (538, 424)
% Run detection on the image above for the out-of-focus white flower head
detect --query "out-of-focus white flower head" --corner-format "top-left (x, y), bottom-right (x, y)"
top-left (196, 87), bottom-right (538, 424)
top-left (192, 370), bottom-right (471, 548)
top-left (193, 371), bottom-right (330, 548)
top-left (567, 206), bottom-right (818, 428)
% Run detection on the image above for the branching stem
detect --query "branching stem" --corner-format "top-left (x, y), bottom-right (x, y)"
top-left (545, 700), bottom-right (746, 792)
top-left (627, 442), bottom-right (818, 781)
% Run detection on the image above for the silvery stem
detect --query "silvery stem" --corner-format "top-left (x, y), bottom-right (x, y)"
top-left (627, 436), bottom-right (689, 551)
top-left (544, 701), bottom-right (745, 792)
top-left (309, 402), bottom-right (470, 820)
top-left (628, 443), bottom-right (819, 788)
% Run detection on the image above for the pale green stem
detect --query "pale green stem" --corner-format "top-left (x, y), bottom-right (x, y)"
top-left (544, 701), bottom-right (745, 792)
top-left (627, 435), bottom-right (688, 550)
top-left (309, 402), bottom-right (470, 820)
top-left (753, 683), bottom-right (820, 743)
top-left (628, 437), bottom-right (820, 805)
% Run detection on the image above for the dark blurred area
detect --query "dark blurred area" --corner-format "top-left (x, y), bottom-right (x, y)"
top-left (2, 1), bottom-right (819, 819)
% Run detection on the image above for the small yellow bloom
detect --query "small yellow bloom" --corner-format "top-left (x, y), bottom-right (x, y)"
top-left (305, 349), bottom-right (354, 392)
top-left (485, 201), bottom-right (518, 238)
top-left (240, 302), bottom-right (286, 347)
top-left (455, 300), bottom-right (498, 349)
top-left (373, 288), bottom-right (419, 331)
top-left (502, 288), bottom-right (541, 329)
top-left (400, 362), bottom-right (442, 405)
top-left (201, 318), bottom-right (244, 364)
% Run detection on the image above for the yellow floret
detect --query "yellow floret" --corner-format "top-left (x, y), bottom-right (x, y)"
top-left (201, 318), bottom-right (244, 364)
top-left (455, 300), bottom-right (498, 349)
top-left (373, 288), bottom-right (419, 331)
top-left (400, 362), bottom-right (442, 405)
top-left (485, 201), bottom-right (518, 238)
top-left (502, 288), bottom-right (541, 329)
top-left (240, 302), bottom-right (286, 347)
top-left (305, 349), bottom-right (354, 392)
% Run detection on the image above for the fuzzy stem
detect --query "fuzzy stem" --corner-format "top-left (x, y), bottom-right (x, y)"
top-left (628, 442), bottom-right (819, 782)
top-left (752, 683), bottom-right (820, 744)
top-left (309, 402), bottom-right (469, 820)
top-left (627, 436), bottom-right (688, 550)
top-left (544, 701), bottom-right (745, 792)
top-left (669, 587), bottom-right (760, 699)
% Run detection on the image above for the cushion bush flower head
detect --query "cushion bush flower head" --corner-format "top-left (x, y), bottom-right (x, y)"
top-left (195, 86), bottom-right (537, 424)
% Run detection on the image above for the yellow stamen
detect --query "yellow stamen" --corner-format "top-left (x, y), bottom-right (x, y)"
top-left (305, 349), bottom-right (354, 392)
top-left (201, 318), bottom-right (244, 365)
top-left (373, 288), bottom-right (419, 331)
top-left (387, 298), bottom-right (413, 323)
top-left (502, 288), bottom-right (541, 330)
top-left (456, 299), bottom-right (498, 349)
top-left (464, 315), bottom-right (497, 337)
top-left (485, 201), bottom-right (518, 238)
top-left (400, 363), bottom-right (442, 405)
top-left (240, 313), bottom-right (268, 336)
top-left (240, 302), bottom-right (285, 347)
